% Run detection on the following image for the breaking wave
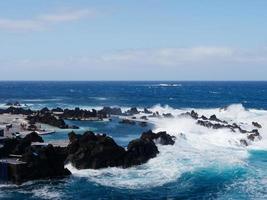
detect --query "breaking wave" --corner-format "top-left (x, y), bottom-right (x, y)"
top-left (67, 103), bottom-right (267, 189)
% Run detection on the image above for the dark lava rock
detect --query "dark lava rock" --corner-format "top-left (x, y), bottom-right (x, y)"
top-left (247, 129), bottom-right (261, 141)
top-left (190, 110), bottom-right (198, 119)
top-left (143, 108), bottom-right (152, 114)
top-left (125, 107), bottom-right (139, 115)
top-left (162, 113), bottom-right (174, 118)
top-left (0, 107), bottom-right (33, 115)
top-left (27, 113), bottom-right (69, 129)
top-left (240, 139), bottom-right (248, 146)
top-left (40, 107), bottom-right (50, 114)
top-left (119, 119), bottom-right (136, 125)
top-left (0, 132), bottom-right (44, 158)
top-left (51, 107), bottom-right (64, 113)
top-left (139, 122), bottom-right (148, 127)
top-left (141, 130), bottom-right (175, 145)
top-left (252, 122), bottom-right (262, 129)
top-left (200, 115), bottom-right (208, 120)
top-left (66, 131), bottom-right (126, 169)
top-left (209, 115), bottom-right (227, 124)
top-left (67, 131), bottom-right (160, 169)
top-left (5, 101), bottom-right (21, 106)
top-left (123, 138), bottom-right (159, 168)
top-left (99, 107), bottom-right (123, 116)
top-left (17, 144), bottom-right (70, 184)
top-left (140, 116), bottom-right (148, 120)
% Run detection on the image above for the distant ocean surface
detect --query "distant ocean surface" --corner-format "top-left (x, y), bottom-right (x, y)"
top-left (0, 81), bottom-right (267, 200)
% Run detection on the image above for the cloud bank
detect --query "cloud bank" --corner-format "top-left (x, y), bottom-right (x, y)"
top-left (1, 46), bottom-right (266, 80)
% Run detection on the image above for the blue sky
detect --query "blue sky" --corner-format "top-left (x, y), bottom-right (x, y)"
top-left (0, 0), bottom-right (267, 80)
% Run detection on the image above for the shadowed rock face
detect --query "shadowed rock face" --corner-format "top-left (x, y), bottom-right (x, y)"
top-left (0, 132), bottom-right (44, 158)
top-left (123, 138), bottom-right (159, 168)
top-left (66, 131), bottom-right (126, 169)
top-left (18, 144), bottom-right (71, 184)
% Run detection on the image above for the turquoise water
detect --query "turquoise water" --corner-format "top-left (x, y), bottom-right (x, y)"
top-left (0, 81), bottom-right (267, 199)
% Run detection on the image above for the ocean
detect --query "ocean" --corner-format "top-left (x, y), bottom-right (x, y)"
top-left (0, 81), bottom-right (267, 200)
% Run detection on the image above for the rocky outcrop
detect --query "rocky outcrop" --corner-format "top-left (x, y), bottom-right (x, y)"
top-left (16, 144), bottom-right (70, 184)
top-left (162, 113), bottom-right (174, 118)
top-left (125, 107), bottom-right (139, 115)
top-left (98, 107), bottom-right (122, 116)
top-left (0, 132), bottom-right (43, 158)
top-left (27, 113), bottom-right (70, 129)
top-left (122, 138), bottom-right (158, 168)
top-left (0, 107), bottom-right (33, 115)
top-left (252, 122), bottom-right (262, 129)
top-left (141, 130), bottom-right (175, 145)
top-left (66, 131), bottom-right (126, 169)
top-left (143, 108), bottom-right (152, 114)
top-left (66, 130), bottom-right (175, 170)
top-left (62, 107), bottom-right (106, 120)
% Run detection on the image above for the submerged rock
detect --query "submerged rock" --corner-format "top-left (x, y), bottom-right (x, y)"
top-left (240, 139), bottom-right (248, 146)
top-left (119, 119), bottom-right (136, 125)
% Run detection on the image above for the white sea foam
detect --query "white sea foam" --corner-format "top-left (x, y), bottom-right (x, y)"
top-left (31, 186), bottom-right (62, 200)
top-left (66, 103), bottom-right (267, 189)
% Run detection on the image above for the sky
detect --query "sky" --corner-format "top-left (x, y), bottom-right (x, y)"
top-left (0, 0), bottom-right (267, 81)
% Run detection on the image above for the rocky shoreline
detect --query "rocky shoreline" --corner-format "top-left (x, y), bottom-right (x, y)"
top-left (0, 130), bottom-right (175, 185)
top-left (0, 104), bottom-right (263, 185)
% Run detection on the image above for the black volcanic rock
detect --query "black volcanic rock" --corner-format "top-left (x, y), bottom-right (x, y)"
top-left (240, 139), bottom-right (248, 146)
top-left (27, 113), bottom-right (69, 129)
top-left (17, 144), bottom-right (70, 184)
top-left (247, 129), bottom-right (261, 141)
top-left (162, 113), bottom-right (174, 118)
top-left (66, 131), bottom-right (126, 169)
top-left (66, 131), bottom-right (161, 170)
top-left (123, 138), bottom-right (159, 168)
top-left (12, 132), bottom-right (44, 155)
top-left (125, 107), bottom-right (139, 115)
top-left (190, 110), bottom-right (198, 119)
top-left (252, 122), bottom-right (262, 129)
top-left (1, 107), bottom-right (33, 115)
top-left (140, 115), bottom-right (148, 120)
top-left (0, 132), bottom-right (44, 158)
top-left (52, 107), bottom-right (64, 113)
top-left (119, 119), bottom-right (136, 125)
top-left (141, 130), bottom-right (175, 145)
top-left (143, 108), bottom-right (152, 114)
top-left (98, 107), bottom-right (122, 116)
top-left (40, 107), bottom-right (50, 114)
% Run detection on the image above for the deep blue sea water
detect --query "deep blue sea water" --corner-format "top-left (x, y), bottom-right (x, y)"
top-left (0, 81), bottom-right (267, 200)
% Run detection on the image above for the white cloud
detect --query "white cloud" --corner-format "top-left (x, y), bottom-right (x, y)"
top-left (1, 46), bottom-right (267, 80)
top-left (98, 47), bottom-right (267, 66)
top-left (0, 9), bottom-right (96, 31)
